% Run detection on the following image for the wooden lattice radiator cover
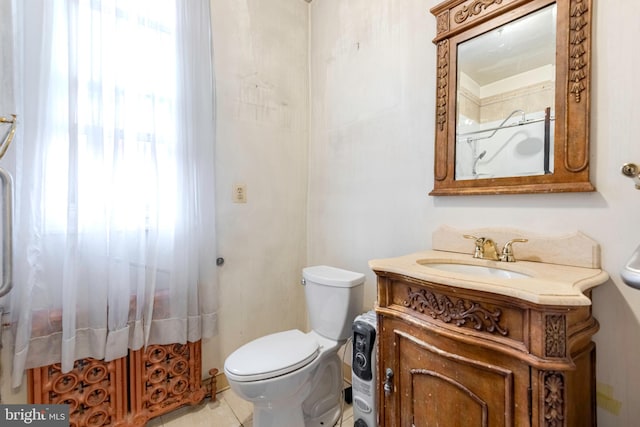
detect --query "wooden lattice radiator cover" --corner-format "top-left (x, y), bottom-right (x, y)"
top-left (28, 341), bottom-right (212, 427)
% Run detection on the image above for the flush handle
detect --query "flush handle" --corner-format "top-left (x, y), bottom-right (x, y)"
top-left (384, 368), bottom-right (394, 396)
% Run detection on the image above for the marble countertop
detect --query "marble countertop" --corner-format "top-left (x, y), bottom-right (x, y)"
top-left (369, 249), bottom-right (609, 306)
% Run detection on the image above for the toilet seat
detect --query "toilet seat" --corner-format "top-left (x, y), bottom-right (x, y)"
top-left (224, 329), bottom-right (319, 382)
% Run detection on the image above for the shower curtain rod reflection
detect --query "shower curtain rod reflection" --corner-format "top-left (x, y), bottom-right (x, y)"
top-left (457, 115), bottom-right (554, 139)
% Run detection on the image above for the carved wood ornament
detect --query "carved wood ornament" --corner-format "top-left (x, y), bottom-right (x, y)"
top-left (403, 287), bottom-right (508, 335)
top-left (544, 315), bottom-right (567, 358)
top-left (436, 40), bottom-right (449, 132)
top-left (542, 371), bottom-right (565, 427)
top-left (436, 11), bottom-right (450, 35)
top-left (454, 0), bottom-right (503, 24)
top-left (569, 0), bottom-right (589, 103)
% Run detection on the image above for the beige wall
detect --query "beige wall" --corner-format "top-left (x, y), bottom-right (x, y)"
top-left (308, 0), bottom-right (640, 426)
top-left (206, 0), bottom-right (310, 373)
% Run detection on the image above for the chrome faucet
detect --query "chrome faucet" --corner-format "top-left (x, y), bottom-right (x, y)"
top-left (464, 235), bottom-right (528, 262)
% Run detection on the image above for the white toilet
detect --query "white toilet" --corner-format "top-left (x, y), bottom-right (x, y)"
top-left (224, 265), bottom-right (365, 427)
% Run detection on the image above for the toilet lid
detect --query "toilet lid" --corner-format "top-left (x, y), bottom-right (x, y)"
top-left (224, 329), bottom-right (319, 382)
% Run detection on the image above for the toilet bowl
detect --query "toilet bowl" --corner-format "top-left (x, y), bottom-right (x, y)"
top-left (224, 266), bottom-right (365, 427)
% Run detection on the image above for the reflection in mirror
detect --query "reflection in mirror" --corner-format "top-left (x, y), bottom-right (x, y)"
top-left (455, 5), bottom-right (556, 181)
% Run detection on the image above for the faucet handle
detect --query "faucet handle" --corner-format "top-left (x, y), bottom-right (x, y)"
top-left (500, 238), bottom-right (529, 262)
top-left (463, 235), bottom-right (499, 260)
top-left (463, 235), bottom-right (484, 258)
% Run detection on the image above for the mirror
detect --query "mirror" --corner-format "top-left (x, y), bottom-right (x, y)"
top-left (430, 0), bottom-right (594, 195)
top-left (456, 5), bottom-right (556, 181)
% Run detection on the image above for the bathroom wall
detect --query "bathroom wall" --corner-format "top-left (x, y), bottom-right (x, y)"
top-left (206, 0), bottom-right (310, 372)
top-left (308, 1), bottom-right (640, 426)
top-left (308, 0), bottom-right (433, 307)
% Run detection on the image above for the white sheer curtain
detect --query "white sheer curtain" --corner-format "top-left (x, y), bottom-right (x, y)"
top-left (7, 0), bottom-right (218, 386)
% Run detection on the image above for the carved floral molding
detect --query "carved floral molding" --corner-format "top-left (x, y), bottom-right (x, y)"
top-left (569, 0), bottom-right (589, 102)
top-left (545, 315), bottom-right (566, 358)
top-left (403, 287), bottom-right (508, 335)
top-left (454, 0), bottom-right (503, 24)
top-left (436, 11), bottom-right (450, 35)
top-left (436, 40), bottom-right (449, 132)
top-left (542, 371), bottom-right (565, 427)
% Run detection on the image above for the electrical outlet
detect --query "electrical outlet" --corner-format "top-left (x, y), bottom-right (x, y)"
top-left (233, 184), bottom-right (247, 203)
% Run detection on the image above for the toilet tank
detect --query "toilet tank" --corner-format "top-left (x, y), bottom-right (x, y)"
top-left (302, 266), bottom-right (365, 341)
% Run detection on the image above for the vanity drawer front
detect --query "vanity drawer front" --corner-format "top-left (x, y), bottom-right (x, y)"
top-left (380, 274), bottom-right (530, 354)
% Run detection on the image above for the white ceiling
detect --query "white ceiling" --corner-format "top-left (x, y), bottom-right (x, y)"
top-left (458, 4), bottom-right (557, 86)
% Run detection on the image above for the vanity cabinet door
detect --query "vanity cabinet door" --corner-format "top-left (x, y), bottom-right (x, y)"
top-left (380, 316), bottom-right (531, 427)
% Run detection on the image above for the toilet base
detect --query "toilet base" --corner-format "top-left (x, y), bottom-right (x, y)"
top-left (302, 353), bottom-right (343, 426)
top-left (304, 405), bottom-right (342, 427)
top-left (253, 405), bottom-right (306, 427)
top-left (245, 352), bottom-right (345, 427)
top-left (253, 401), bottom-right (342, 427)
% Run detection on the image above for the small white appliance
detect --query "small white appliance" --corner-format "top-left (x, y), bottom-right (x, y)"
top-left (352, 310), bottom-right (377, 427)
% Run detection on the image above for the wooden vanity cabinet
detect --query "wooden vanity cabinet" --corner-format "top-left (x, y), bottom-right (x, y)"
top-left (375, 271), bottom-right (598, 427)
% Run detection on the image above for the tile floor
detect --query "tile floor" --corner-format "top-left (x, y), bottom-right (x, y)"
top-left (146, 386), bottom-right (354, 427)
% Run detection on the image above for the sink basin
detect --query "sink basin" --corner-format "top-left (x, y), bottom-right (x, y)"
top-left (419, 261), bottom-right (531, 279)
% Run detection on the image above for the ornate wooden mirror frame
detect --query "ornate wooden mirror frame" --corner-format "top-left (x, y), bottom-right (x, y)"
top-left (429, 0), bottom-right (593, 196)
